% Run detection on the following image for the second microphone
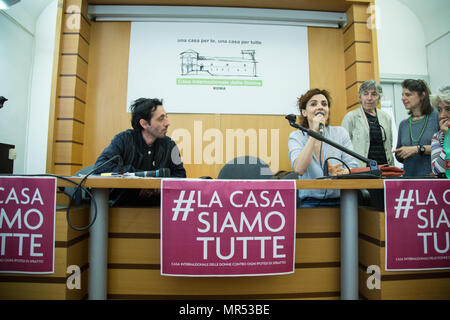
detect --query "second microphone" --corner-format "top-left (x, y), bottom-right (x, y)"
top-left (315, 111), bottom-right (325, 135)
top-left (132, 168), bottom-right (171, 177)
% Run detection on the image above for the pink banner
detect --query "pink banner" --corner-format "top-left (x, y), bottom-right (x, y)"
top-left (161, 179), bottom-right (296, 276)
top-left (0, 177), bottom-right (56, 274)
top-left (384, 179), bottom-right (450, 271)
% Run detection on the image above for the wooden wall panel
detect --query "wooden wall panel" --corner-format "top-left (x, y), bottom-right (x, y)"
top-left (358, 267), bottom-right (381, 299)
top-left (345, 62), bottom-right (373, 92)
top-left (0, 268), bottom-right (89, 300)
top-left (59, 77), bottom-right (87, 102)
top-left (358, 207), bottom-right (383, 241)
top-left (307, 27), bottom-right (347, 123)
top-left (343, 23), bottom-right (371, 51)
top-left (60, 54), bottom-right (88, 82)
top-left (84, 22), bottom-right (132, 169)
top-left (297, 207), bottom-right (340, 233)
top-left (381, 278), bottom-right (450, 300)
top-left (343, 2), bottom-right (379, 113)
top-left (54, 163), bottom-right (82, 175)
top-left (55, 118), bottom-right (85, 144)
top-left (344, 42), bottom-right (372, 69)
top-left (0, 283), bottom-right (67, 300)
top-left (168, 113), bottom-right (295, 177)
top-left (48, 0), bottom-right (91, 175)
top-left (63, 10), bottom-right (91, 43)
top-left (61, 35), bottom-right (89, 62)
top-left (55, 205), bottom-right (90, 241)
top-left (345, 82), bottom-right (362, 110)
top-left (56, 97), bottom-right (86, 121)
top-left (109, 207), bottom-right (160, 233)
top-left (167, 114), bottom-right (224, 178)
top-left (54, 142), bottom-right (83, 164)
top-left (106, 206), bottom-right (341, 299)
top-left (107, 268), bottom-right (340, 299)
top-left (218, 114), bottom-right (292, 177)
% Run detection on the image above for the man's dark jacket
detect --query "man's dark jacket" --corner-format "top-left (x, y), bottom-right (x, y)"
top-left (94, 129), bottom-right (186, 177)
top-left (93, 129), bottom-right (186, 205)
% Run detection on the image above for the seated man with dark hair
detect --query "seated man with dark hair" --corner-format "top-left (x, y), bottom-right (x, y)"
top-left (94, 98), bottom-right (186, 206)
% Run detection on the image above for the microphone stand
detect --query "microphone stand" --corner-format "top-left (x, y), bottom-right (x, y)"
top-left (285, 116), bottom-right (381, 177)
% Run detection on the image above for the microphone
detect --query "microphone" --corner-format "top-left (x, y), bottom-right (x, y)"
top-left (285, 114), bottom-right (297, 123)
top-left (315, 112), bottom-right (325, 136)
top-left (285, 114), bottom-right (305, 134)
top-left (133, 168), bottom-right (171, 177)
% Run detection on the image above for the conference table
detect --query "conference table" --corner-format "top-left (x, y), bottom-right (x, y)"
top-left (59, 177), bottom-right (384, 300)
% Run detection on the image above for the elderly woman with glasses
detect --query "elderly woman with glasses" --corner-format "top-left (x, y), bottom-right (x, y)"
top-left (431, 86), bottom-right (450, 175)
top-left (342, 80), bottom-right (395, 167)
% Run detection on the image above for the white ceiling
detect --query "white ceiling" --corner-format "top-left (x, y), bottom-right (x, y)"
top-left (1, 0), bottom-right (54, 34)
top-left (11, 0), bottom-right (54, 21)
top-left (397, 0), bottom-right (450, 43)
top-left (398, 0), bottom-right (449, 18)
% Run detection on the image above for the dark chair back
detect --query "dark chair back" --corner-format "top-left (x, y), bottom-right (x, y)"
top-left (75, 165), bottom-right (95, 176)
top-left (217, 156), bottom-right (273, 179)
top-left (59, 165), bottom-right (95, 208)
top-left (281, 172), bottom-right (298, 180)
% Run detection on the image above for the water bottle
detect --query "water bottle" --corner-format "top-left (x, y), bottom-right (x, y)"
top-left (444, 123), bottom-right (450, 178)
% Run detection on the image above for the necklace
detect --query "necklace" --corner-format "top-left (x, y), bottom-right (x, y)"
top-left (366, 116), bottom-right (379, 125)
top-left (365, 110), bottom-right (380, 125)
top-left (409, 114), bottom-right (428, 144)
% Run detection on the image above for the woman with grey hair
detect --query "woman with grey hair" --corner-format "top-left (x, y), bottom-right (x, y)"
top-left (341, 80), bottom-right (395, 167)
top-left (431, 86), bottom-right (450, 175)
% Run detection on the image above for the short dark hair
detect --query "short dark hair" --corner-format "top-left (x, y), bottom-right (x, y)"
top-left (401, 79), bottom-right (433, 115)
top-left (297, 88), bottom-right (331, 128)
top-left (130, 98), bottom-right (163, 130)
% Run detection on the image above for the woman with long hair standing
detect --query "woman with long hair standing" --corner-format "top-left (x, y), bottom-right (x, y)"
top-left (393, 79), bottom-right (440, 176)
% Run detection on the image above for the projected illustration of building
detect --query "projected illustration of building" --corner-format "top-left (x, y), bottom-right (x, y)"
top-left (180, 50), bottom-right (258, 77)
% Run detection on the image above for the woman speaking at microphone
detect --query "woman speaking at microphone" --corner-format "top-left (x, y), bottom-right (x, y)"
top-left (288, 88), bottom-right (359, 208)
